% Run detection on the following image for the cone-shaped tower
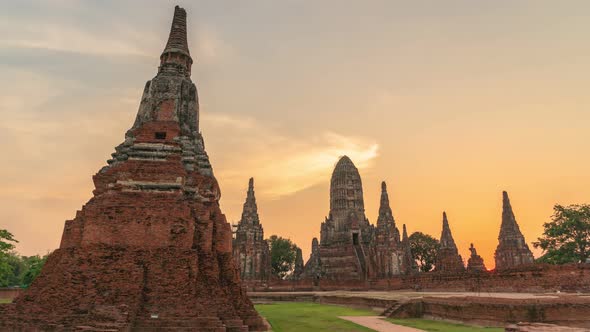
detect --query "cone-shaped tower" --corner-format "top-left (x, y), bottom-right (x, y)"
top-left (440, 212), bottom-right (458, 251)
top-left (241, 178), bottom-right (260, 225)
top-left (233, 178), bottom-right (271, 282)
top-left (435, 212), bottom-right (465, 272)
top-left (494, 191), bottom-right (534, 270)
top-left (374, 181), bottom-right (405, 277)
top-left (1, 7), bottom-right (266, 331)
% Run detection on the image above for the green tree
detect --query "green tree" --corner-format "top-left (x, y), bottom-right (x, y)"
top-left (409, 232), bottom-right (440, 272)
top-left (533, 204), bottom-right (590, 264)
top-left (268, 235), bottom-right (299, 279)
top-left (21, 255), bottom-right (48, 287)
top-left (0, 229), bottom-right (18, 287)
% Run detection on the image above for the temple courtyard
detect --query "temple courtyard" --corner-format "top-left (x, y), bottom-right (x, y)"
top-left (255, 302), bottom-right (502, 331)
top-left (250, 291), bottom-right (590, 331)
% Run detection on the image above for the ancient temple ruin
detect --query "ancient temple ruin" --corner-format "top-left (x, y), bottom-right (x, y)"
top-left (303, 156), bottom-right (411, 280)
top-left (292, 248), bottom-right (304, 279)
top-left (232, 178), bottom-right (271, 282)
top-left (373, 182), bottom-right (405, 277)
top-left (435, 212), bottom-right (465, 272)
top-left (467, 243), bottom-right (487, 272)
top-left (0, 7), bottom-right (266, 331)
top-left (302, 237), bottom-right (322, 280)
top-left (401, 224), bottom-right (415, 274)
top-left (494, 191), bottom-right (534, 270)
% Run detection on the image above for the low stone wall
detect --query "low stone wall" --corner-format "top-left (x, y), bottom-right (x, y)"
top-left (248, 292), bottom-right (396, 312)
top-left (392, 296), bottom-right (590, 328)
top-left (248, 264), bottom-right (590, 293)
top-left (0, 288), bottom-right (21, 301)
top-left (402, 264), bottom-right (590, 293)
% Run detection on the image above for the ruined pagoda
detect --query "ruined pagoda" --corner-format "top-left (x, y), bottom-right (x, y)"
top-left (494, 191), bottom-right (534, 270)
top-left (435, 212), bottom-right (465, 272)
top-left (0, 6), bottom-right (266, 331)
top-left (373, 181), bottom-right (405, 277)
top-left (467, 243), bottom-right (487, 272)
top-left (303, 157), bottom-right (413, 280)
top-left (315, 156), bottom-right (374, 279)
top-left (232, 178), bottom-right (271, 282)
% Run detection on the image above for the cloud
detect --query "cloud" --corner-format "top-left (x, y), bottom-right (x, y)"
top-left (203, 113), bottom-right (379, 199)
top-left (0, 20), bottom-right (153, 57)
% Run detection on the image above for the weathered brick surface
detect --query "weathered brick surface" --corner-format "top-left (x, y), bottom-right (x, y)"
top-left (0, 6), bottom-right (265, 331)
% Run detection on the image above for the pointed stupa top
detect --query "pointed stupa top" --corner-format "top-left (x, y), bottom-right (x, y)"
top-left (379, 182), bottom-right (391, 215)
top-left (377, 181), bottom-right (395, 226)
top-left (500, 191), bottom-right (525, 238)
top-left (159, 6), bottom-right (193, 76)
top-left (495, 191), bottom-right (534, 269)
top-left (402, 224), bottom-right (409, 242)
top-left (163, 6), bottom-right (191, 57)
top-left (239, 177), bottom-right (260, 225)
top-left (440, 212), bottom-right (458, 251)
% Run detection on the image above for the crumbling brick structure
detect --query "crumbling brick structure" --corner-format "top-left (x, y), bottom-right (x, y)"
top-left (467, 243), bottom-right (487, 272)
top-left (435, 212), bottom-right (466, 272)
top-left (0, 6), bottom-right (266, 331)
top-left (233, 178), bottom-right (271, 282)
top-left (495, 191), bottom-right (535, 270)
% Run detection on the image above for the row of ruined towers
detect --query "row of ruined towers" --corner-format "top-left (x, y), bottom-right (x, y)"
top-left (233, 156), bottom-right (535, 281)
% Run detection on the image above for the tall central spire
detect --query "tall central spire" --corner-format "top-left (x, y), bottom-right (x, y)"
top-left (159, 5), bottom-right (193, 76)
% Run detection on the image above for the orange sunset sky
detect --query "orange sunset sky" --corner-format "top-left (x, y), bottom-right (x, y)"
top-left (1, 1), bottom-right (590, 268)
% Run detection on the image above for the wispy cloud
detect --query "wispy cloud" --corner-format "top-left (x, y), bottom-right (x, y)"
top-left (203, 113), bottom-right (379, 198)
top-left (0, 20), bottom-right (153, 57)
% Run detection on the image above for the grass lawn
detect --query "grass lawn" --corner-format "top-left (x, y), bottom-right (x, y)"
top-left (387, 318), bottom-right (504, 332)
top-left (255, 302), bottom-right (376, 332)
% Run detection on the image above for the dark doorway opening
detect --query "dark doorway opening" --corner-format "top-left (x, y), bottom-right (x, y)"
top-left (155, 132), bottom-right (167, 139)
top-left (352, 233), bottom-right (359, 245)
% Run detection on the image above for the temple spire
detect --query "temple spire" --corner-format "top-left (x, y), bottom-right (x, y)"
top-left (435, 212), bottom-right (464, 272)
top-left (500, 191), bottom-right (522, 237)
top-left (160, 5), bottom-right (193, 76)
top-left (239, 177), bottom-right (259, 225)
top-left (379, 181), bottom-right (390, 215)
top-left (495, 191), bottom-right (534, 270)
top-left (440, 212), bottom-right (458, 250)
top-left (377, 181), bottom-right (395, 227)
top-left (401, 224), bottom-right (414, 274)
top-left (402, 224), bottom-right (408, 242)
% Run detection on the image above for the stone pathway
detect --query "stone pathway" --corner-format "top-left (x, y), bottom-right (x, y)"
top-left (339, 316), bottom-right (425, 332)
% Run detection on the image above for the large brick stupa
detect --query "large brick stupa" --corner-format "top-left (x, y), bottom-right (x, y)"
top-left (0, 6), bottom-right (267, 331)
